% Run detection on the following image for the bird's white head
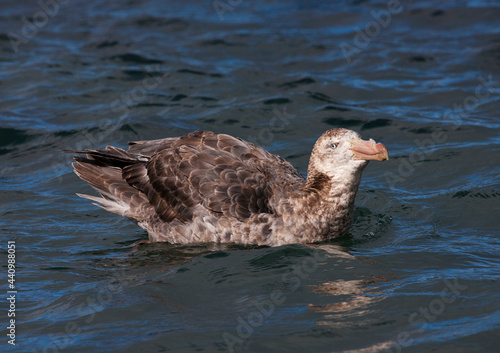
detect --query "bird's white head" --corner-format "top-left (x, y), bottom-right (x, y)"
top-left (308, 128), bottom-right (389, 183)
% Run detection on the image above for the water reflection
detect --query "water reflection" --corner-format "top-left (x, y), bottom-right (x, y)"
top-left (307, 245), bottom-right (396, 331)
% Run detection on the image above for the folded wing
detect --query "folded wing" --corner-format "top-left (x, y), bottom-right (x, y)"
top-left (123, 131), bottom-right (302, 223)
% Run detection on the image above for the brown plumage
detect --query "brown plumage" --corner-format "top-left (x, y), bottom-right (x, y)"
top-left (70, 129), bottom-right (388, 246)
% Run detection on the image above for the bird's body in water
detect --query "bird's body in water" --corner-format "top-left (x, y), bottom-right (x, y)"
top-left (70, 128), bottom-right (388, 246)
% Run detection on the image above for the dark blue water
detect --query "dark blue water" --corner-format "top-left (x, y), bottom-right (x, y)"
top-left (1, 0), bottom-right (499, 352)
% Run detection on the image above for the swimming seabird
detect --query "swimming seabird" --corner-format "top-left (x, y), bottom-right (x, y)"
top-left (70, 129), bottom-right (388, 246)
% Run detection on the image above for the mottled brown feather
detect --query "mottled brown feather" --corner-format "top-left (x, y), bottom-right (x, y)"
top-left (139, 131), bottom-right (280, 223)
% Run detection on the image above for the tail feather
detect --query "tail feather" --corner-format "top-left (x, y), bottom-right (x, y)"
top-left (70, 148), bottom-right (152, 222)
top-left (69, 147), bottom-right (139, 168)
top-left (76, 192), bottom-right (130, 216)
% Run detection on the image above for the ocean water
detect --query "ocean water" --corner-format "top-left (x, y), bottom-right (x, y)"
top-left (1, 0), bottom-right (499, 352)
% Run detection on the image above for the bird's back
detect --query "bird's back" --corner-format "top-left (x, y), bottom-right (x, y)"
top-left (72, 131), bottom-right (305, 243)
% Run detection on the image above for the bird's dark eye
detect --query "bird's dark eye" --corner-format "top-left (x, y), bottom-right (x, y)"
top-left (329, 143), bottom-right (338, 149)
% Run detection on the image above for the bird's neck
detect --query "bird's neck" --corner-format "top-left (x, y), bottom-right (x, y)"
top-left (305, 169), bottom-right (363, 211)
top-left (293, 167), bottom-right (365, 241)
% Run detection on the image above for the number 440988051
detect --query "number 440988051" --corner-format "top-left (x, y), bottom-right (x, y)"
top-left (7, 241), bottom-right (15, 288)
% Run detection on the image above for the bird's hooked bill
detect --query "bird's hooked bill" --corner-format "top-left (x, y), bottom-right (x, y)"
top-left (350, 138), bottom-right (389, 161)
